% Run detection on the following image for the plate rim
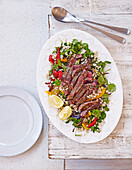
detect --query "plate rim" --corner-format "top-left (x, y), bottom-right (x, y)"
top-left (0, 86), bottom-right (43, 156)
top-left (37, 28), bottom-right (123, 144)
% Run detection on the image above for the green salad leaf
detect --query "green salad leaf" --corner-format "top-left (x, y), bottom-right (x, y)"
top-left (107, 83), bottom-right (116, 92)
top-left (98, 75), bottom-right (105, 85)
top-left (52, 79), bottom-right (60, 86)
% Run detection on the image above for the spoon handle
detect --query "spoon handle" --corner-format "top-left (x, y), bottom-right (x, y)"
top-left (83, 22), bottom-right (126, 44)
top-left (83, 20), bottom-right (131, 35)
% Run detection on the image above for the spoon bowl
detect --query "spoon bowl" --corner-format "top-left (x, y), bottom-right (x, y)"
top-left (52, 7), bottom-right (80, 23)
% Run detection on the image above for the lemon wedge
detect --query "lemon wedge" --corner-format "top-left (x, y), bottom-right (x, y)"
top-left (59, 106), bottom-right (72, 120)
top-left (48, 95), bottom-right (64, 108)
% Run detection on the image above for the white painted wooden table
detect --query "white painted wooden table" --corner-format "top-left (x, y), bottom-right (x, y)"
top-left (48, 0), bottom-right (132, 169)
top-left (0, 0), bottom-right (132, 170)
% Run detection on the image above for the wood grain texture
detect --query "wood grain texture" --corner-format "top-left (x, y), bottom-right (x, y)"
top-left (91, 0), bottom-right (132, 14)
top-left (65, 159), bottom-right (132, 170)
top-left (48, 4), bottom-right (132, 160)
top-left (48, 111), bottom-right (132, 159)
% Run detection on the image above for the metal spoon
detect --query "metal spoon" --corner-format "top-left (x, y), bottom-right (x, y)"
top-left (52, 7), bottom-right (130, 44)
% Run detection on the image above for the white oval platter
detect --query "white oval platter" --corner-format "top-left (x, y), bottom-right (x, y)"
top-left (37, 29), bottom-right (123, 143)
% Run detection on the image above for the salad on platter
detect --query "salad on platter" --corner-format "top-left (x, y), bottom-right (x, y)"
top-left (45, 39), bottom-right (116, 135)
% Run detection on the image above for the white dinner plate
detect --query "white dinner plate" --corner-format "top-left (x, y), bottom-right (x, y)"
top-left (37, 29), bottom-right (123, 143)
top-left (0, 87), bottom-right (42, 156)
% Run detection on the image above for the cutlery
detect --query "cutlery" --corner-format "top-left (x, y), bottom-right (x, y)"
top-left (52, 7), bottom-right (130, 44)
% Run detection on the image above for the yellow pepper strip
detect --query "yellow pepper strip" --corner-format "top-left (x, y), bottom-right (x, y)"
top-left (88, 111), bottom-right (91, 116)
top-left (86, 86), bottom-right (106, 102)
top-left (85, 111), bottom-right (91, 118)
top-left (45, 91), bottom-right (53, 95)
top-left (61, 58), bottom-right (68, 62)
top-left (51, 88), bottom-right (60, 95)
top-left (61, 90), bottom-right (64, 94)
top-left (82, 123), bottom-right (89, 130)
top-left (96, 86), bottom-right (106, 99)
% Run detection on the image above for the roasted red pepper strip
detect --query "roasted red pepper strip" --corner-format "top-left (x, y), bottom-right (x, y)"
top-left (56, 47), bottom-right (61, 64)
top-left (88, 118), bottom-right (98, 128)
top-left (53, 70), bottom-right (58, 78)
top-left (49, 55), bottom-right (54, 64)
top-left (58, 70), bottom-right (63, 80)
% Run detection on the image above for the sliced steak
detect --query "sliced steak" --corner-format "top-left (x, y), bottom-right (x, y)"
top-left (73, 84), bottom-right (91, 103)
top-left (79, 100), bottom-right (100, 112)
top-left (72, 66), bottom-right (83, 77)
top-left (65, 67), bottom-right (73, 84)
top-left (68, 71), bottom-right (83, 95)
top-left (76, 90), bottom-right (90, 107)
top-left (85, 65), bottom-right (91, 70)
top-left (87, 71), bottom-right (93, 78)
top-left (84, 77), bottom-right (92, 83)
top-left (75, 54), bottom-right (83, 59)
top-left (68, 70), bottom-right (88, 100)
top-left (74, 83), bottom-right (96, 103)
top-left (68, 57), bottom-right (76, 67)
top-left (72, 63), bottom-right (91, 77)
top-left (73, 65), bottom-right (81, 70)
top-left (80, 101), bottom-right (100, 117)
top-left (61, 66), bottom-right (70, 82)
top-left (81, 110), bottom-right (88, 117)
top-left (61, 57), bottom-right (76, 82)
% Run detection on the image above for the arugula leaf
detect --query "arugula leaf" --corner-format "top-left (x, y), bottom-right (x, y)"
top-left (107, 83), bottom-right (116, 92)
top-left (52, 79), bottom-right (60, 86)
top-left (75, 59), bottom-right (80, 65)
top-left (59, 91), bottom-right (66, 98)
top-left (103, 98), bottom-right (109, 103)
top-left (50, 64), bottom-right (58, 73)
top-left (57, 59), bottom-right (62, 67)
top-left (104, 105), bottom-right (109, 111)
top-left (83, 53), bottom-right (88, 58)
top-left (97, 61), bottom-right (111, 72)
top-left (101, 111), bottom-right (106, 119)
top-left (91, 109), bottom-right (101, 118)
top-left (104, 61), bottom-right (111, 64)
top-left (82, 43), bottom-right (88, 50)
top-left (104, 77), bottom-right (108, 85)
top-left (98, 75), bottom-right (105, 85)
top-left (75, 134), bottom-right (82, 136)
top-left (65, 119), bottom-right (70, 124)
top-left (90, 123), bottom-right (100, 133)
top-left (63, 67), bottom-right (67, 72)
top-left (72, 39), bottom-right (78, 45)
top-left (64, 42), bottom-right (67, 46)
top-left (103, 93), bottom-right (109, 99)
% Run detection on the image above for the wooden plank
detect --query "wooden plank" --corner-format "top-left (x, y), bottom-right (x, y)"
top-left (65, 159), bottom-right (132, 170)
top-left (49, 0), bottom-right (91, 17)
top-left (48, 111), bottom-right (132, 159)
top-left (48, 13), bottom-right (132, 159)
top-left (48, 60), bottom-right (132, 158)
top-left (91, 0), bottom-right (132, 14)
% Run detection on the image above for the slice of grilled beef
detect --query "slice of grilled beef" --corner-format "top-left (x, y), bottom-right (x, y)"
top-left (67, 70), bottom-right (87, 100)
top-left (61, 57), bottom-right (76, 82)
top-left (65, 67), bottom-right (73, 84)
top-left (61, 66), bottom-right (70, 82)
top-left (76, 90), bottom-right (90, 107)
top-left (75, 54), bottom-right (83, 59)
top-left (68, 72), bottom-right (80, 91)
top-left (73, 65), bottom-right (81, 70)
top-left (73, 83), bottom-right (96, 103)
top-left (68, 57), bottom-right (76, 67)
top-left (80, 101), bottom-right (100, 117)
top-left (79, 100), bottom-right (100, 112)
